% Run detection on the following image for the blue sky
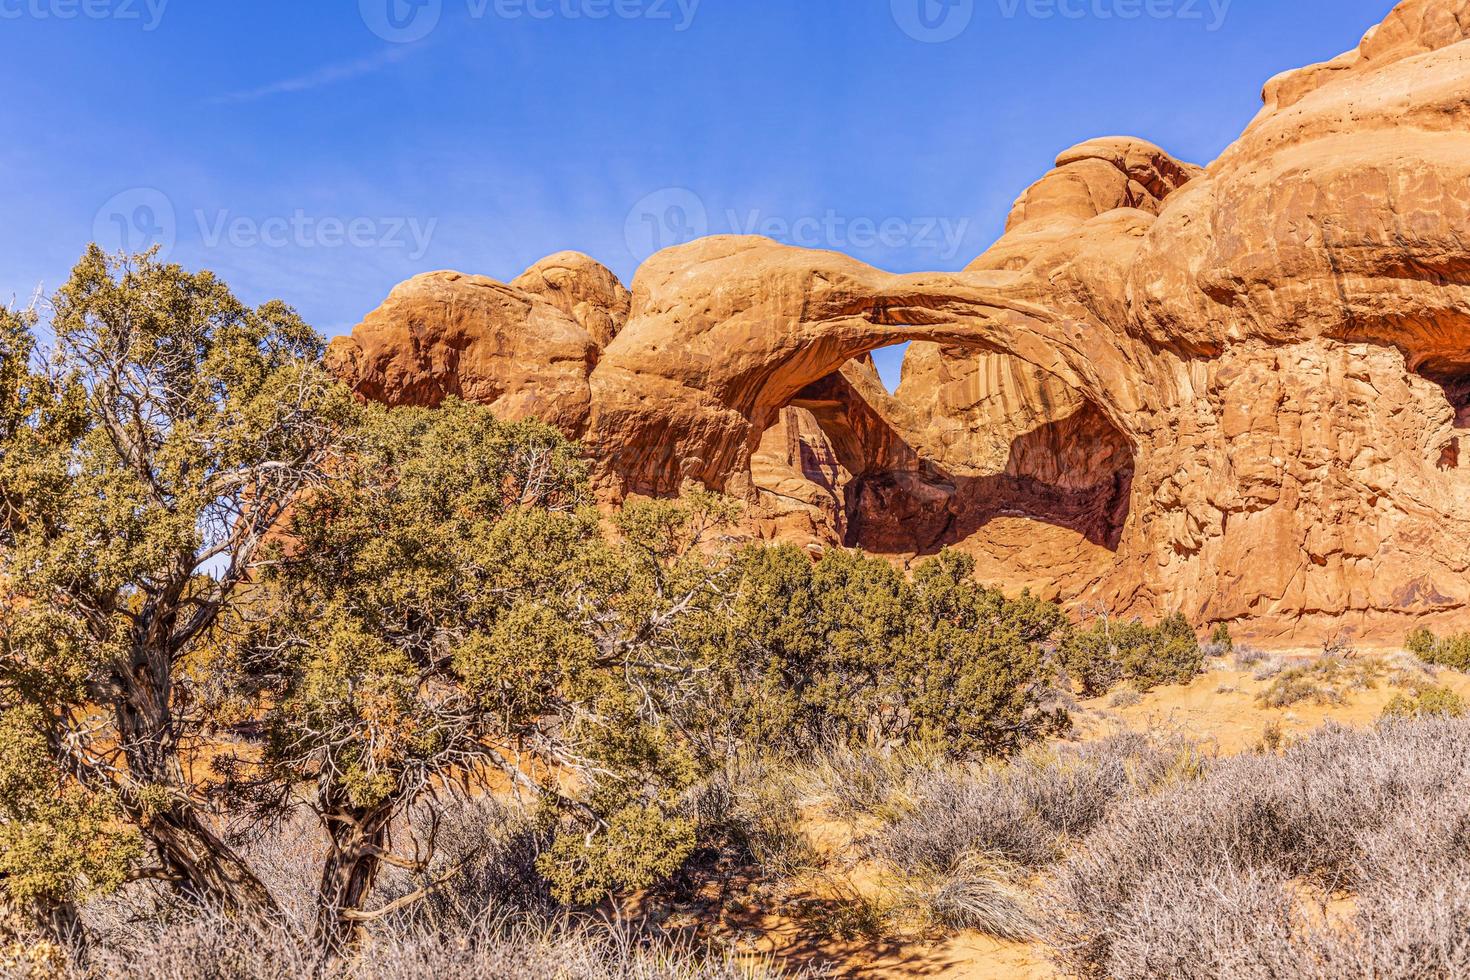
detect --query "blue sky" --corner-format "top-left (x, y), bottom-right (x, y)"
top-left (1, 0), bottom-right (1394, 389)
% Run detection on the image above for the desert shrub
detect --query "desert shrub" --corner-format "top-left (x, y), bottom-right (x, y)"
top-left (1406, 627), bottom-right (1438, 659)
top-left (1060, 613), bottom-right (1204, 697)
top-left (871, 733), bottom-right (1198, 877)
top-left (1205, 623), bottom-right (1234, 657)
top-left (1231, 644), bottom-right (1269, 668)
top-left (1108, 689), bottom-right (1142, 708)
top-left (872, 764), bottom-right (1057, 873)
top-left (1258, 720), bottom-right (1287, 753)
top-left (1405, 627), bottom-right (1470, 672)
top-left (1258, 666), bottom-right (1340, 708)
top-left (1257, 654), bottom-right (1382, 708)
top-left (1250, 654), bottom-right (1289, 680)
top-left (1041, 718), bottom-right (1470, 978)
top-left (1382, 684), bottom-right (1467, 720)
top-left (1070, 865), bottom-right (1310, 980)
top-left (75, 911), bottom-right (797, 980)
top-left (719, 547), bottom-right (1069, 758)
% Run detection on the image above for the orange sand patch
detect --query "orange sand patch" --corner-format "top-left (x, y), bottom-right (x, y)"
top-left (1073, 655), bottom-right (1470, 753)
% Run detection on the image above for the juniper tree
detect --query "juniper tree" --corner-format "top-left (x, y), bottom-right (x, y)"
top-left (0, 247), bottom-right (354, 922)
top-left (225, 401), bottom-right (739, 949)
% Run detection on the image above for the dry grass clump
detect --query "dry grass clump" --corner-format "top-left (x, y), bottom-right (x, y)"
top-left (75, 913), bottom-right (794, 980)
top-left (1256, 654), bottom-right (1384, 708)
top-left (864, 733), bottom-right (1202, 941)
top-left (802, 741), bottom-right (942, 822)
top-left (892, 854), bottom-right (1035, 941)
top-left (1041, 718), bottom-right (1470, 979)
top-left (692, 756), bottom-right (818, 880)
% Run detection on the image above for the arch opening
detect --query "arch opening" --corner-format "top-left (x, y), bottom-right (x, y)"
top-left (750, 344), bottom-right (1136, 571)
top-left (870, 342), bottom-right (910, 396)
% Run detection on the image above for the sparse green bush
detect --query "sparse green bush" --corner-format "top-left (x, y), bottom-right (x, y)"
top-left (1407, 627), bottom-right (1438, 659)
top-left (719, 547), bottom-right (1069, 758)
top-left (1060, 612), bottom-right (1204, 697)
top-left (1206, 623), bottom-right (1234, 657)
top-left (1258, 655), bottom-right (1382, 709)
top-left (1405, 627), bottom-right (1470, 672)
top-left (1382, 685), bottom-right (1467, 720)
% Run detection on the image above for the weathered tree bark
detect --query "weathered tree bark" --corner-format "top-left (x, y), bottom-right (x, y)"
top-left (112, 630), bottom-right (281, 919)
top-left (313, 803), bottom-right (393, 954)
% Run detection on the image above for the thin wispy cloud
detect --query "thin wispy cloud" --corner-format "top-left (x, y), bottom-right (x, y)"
top-left (210, 46), bottom-right (418, 105)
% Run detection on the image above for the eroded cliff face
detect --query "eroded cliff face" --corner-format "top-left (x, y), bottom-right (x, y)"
top-left (329, 0), bottom-right (1470, 643)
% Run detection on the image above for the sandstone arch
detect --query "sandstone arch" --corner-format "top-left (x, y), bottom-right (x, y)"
top-left (331, 0), bottom-right (1470, 642)
top-left (584, 235), bottom-right (1145, 499)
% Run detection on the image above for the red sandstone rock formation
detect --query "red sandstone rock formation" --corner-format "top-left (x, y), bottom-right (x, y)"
top-left (329, 0), bottom-right (1470, 644)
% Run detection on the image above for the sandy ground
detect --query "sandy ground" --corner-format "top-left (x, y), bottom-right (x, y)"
top-left (1074, 655), bottom-right (1470, 754)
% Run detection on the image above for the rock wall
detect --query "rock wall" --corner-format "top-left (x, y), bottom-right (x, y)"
top-left (329, 0), bottom-right (1470, 644)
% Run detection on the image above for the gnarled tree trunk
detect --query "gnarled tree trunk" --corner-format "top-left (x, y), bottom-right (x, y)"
top-left (313, 803), bottom-right (393, 954)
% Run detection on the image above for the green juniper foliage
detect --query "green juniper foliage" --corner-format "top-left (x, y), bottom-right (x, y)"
top-left (227, 402), bottom-right (735, 942)
top-left (1406, 627), bottom-right (1470, 672)
top-left (1382, 684), bottom-right (1467, 720)
top-left (1060, 611), bottom-right (1204, 697)
top-left (0, 248), bottom-right (352, 934)
top-left (714, 547), bottom-right (1069, 757)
